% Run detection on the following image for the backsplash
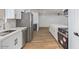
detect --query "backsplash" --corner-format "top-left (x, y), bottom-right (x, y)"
top-left (5, 19), bottom-right (16, 29)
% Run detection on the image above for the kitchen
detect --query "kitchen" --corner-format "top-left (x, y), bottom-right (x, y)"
top-left (0, 9), bottom-right (68, 49)
top-left (0, 9), bottom-right (78, 49)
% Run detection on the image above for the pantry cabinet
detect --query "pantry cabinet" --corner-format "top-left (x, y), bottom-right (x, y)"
top-left (5, 9), bottom-right (16, 19)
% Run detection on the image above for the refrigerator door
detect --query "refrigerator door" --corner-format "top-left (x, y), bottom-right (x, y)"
top-left (16, 12), bottom-right (33, 42)
top-left (27, 27), bottom-right (33, 42)
top-left (27, 12), bottom-right (33, 42)
top-left (16, 12), bottom-right (30, 27)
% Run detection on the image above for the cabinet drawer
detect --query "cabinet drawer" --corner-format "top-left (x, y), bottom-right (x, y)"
top-left (1, 34), bottom-right (17, 49)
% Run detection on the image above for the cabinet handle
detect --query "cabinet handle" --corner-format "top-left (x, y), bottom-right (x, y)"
top-left (14, 38), bottom-right (18, 45)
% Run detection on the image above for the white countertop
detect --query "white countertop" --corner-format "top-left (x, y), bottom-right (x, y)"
top-left (0, 27), bottom-right (27, 41)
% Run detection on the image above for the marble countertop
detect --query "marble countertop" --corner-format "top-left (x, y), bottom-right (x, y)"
top-left (0, 27), bottom-right (27, 41)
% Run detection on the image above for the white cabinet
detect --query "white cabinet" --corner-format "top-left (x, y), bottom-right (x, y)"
top-left (15, 31), bottom-right (22, 49)
top-left (5, 9), bottom-right (25, 19)
top-left (15, 9), bottom-right (25, 19)
top-left (15, 9), bottom-right (21, 19)
top-left (49, 24), bottom-right (58, 41)
top-left (1, 31), bottom-right (22, 49)
top-left (1, 34), bottom-right (17, 49)
top-left (5, 9), bottom-right (15, 19)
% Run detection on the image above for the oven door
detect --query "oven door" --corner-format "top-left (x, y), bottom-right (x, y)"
top-left (58, 32), bottom-right (68, 49)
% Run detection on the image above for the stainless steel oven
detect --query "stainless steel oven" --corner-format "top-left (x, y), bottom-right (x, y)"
top-left (58, 28), bottom-right (68, 49)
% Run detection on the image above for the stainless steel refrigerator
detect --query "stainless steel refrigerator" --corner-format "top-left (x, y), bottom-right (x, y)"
top-left (16, 12), bottom-right (33, 42)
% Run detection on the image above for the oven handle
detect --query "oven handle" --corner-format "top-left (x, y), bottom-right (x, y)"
top-left (74, 32), bottom-right (79, 37)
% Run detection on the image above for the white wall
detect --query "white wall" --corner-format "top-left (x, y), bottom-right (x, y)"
top-left (32, 12), bottom-right (39, 31)
top-left (39, 14), bottom-right (68, 27)
top-left (32, 12), bottom-right (39, 24)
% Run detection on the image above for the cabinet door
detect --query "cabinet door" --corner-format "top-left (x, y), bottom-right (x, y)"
top-left (14, 31), bottom-right (22, 49)
top-left (1, 37), bottom-right (14, 49)
top-left (15, 9), bottom-right (21, 19)
top-left (1, 34), bottom-right (18, 49)
top-left (15, 9), bottom-right (24, 19)
top-left (5, 9), bottom-right (15, 19)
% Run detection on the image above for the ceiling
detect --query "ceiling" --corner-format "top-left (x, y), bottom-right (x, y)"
top-left (30, 9), bottom-right (64, 15)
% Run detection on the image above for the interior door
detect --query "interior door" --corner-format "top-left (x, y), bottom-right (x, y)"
top-left (68, 9), bottom-right (79, 49)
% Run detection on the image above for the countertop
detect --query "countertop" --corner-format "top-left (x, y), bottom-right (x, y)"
top-left (0, 27), bottom-right (27, 41)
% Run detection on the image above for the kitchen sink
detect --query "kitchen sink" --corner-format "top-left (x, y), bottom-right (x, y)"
top-left (0, 30), bottom-right (16, 36)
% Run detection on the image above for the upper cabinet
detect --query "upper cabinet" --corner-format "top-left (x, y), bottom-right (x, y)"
top-left (5, 9), bottom-right (16, 19)
top-left (15, 9), bottom-right (25, 19)
top-left (5, 9), bottom-right (25, 19)
top-left (64, 9), bottom-right (68, 16)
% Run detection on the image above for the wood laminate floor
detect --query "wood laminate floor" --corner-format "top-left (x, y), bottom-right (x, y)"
top-left (23, 28), bottom-right (63, 49)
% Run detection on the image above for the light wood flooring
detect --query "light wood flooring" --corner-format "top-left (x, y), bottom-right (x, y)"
top-left (23, 28), bottom-right (63, 49)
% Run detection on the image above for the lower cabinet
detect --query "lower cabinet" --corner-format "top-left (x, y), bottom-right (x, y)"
top-left (1, 31), bottom-right (22, 49)
top-left (16, 31), bottom-right (22, 49)
top-left (49, 25), bottom-right (58, 41)
top-left (1, 35), bottom-right (17, 49)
